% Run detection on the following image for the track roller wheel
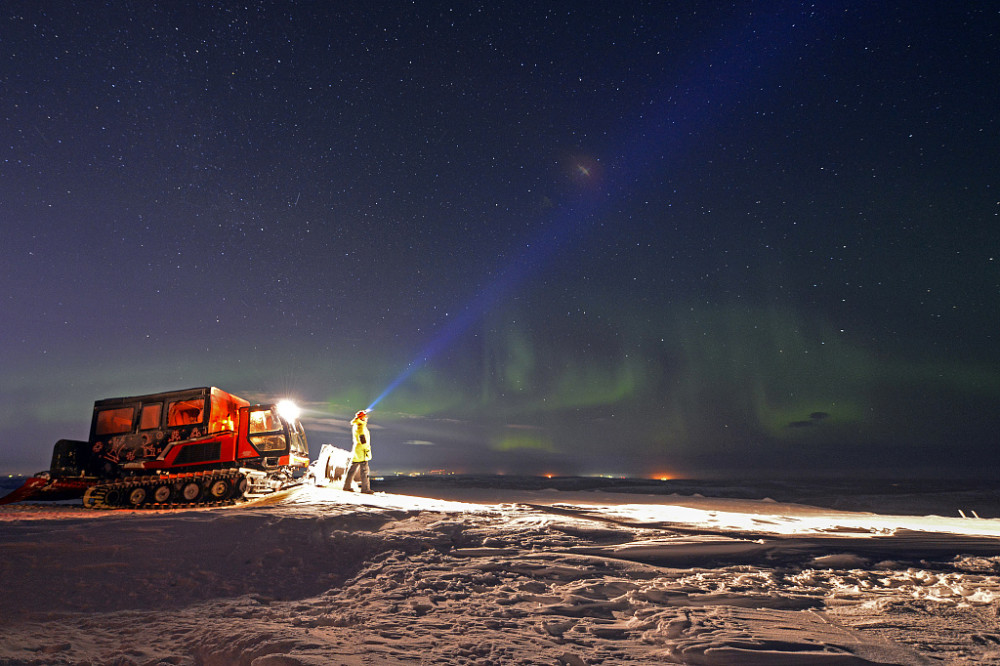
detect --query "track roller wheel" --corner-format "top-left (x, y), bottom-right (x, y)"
top-left (127, 487), bottom-right (147, 507)
top-left (209, 478), bottom-right (231, 500)
top-left (181, 481), bottom-right (201, 502)
top-left (153, 485), bottom-right (171, 503)
top-left (104, 488), bottom-right (122, 507)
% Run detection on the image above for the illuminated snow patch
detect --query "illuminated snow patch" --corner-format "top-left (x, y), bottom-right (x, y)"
top-left (280, 484), bottom-right (491, 513)
top-left (587, 503), bottom-right (1000, 538)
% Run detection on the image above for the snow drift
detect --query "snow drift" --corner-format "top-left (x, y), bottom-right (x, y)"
top-left (2, 477), bottom-right (1000, 665)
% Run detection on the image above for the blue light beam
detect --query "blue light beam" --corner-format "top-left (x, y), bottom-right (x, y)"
top-left (366, 1), bottom-right (844, 413)
top-left (365, 196), bottom-right (601, 413)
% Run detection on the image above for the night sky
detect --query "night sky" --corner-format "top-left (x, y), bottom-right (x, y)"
top-left (3, 2), bottom-right (998, 478)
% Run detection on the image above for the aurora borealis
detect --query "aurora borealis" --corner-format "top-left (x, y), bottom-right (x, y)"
top-left (2, 2), bottom-right (998, 477)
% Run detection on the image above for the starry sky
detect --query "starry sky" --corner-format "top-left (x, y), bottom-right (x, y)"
top-left (2, 1), bottom-right (998, 478)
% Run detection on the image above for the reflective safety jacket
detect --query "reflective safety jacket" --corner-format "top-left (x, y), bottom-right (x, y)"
top-left (350, 416), bottom-right (372, 462)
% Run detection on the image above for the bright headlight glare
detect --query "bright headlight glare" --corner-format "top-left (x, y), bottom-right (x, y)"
top-left (276, 400), bottom-right (301, 422)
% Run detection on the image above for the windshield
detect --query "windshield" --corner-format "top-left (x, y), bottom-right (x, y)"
top-left (287, 418), bottom-right (309, 456)
top-left (248, 407), bottom-right (287, 452)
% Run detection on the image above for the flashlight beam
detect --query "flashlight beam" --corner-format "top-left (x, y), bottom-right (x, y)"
top-left (364, 1), bottom-right (834, 412)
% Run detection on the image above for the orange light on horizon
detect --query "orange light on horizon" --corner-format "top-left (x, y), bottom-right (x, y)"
top-left (652, 472), bottom-right (675, 481)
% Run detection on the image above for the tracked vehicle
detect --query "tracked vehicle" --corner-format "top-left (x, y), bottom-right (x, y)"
top-left (0, 387), bottom-right (310, 509)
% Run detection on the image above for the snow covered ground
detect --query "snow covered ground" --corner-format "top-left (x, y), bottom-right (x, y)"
top-left (2, 476), bottom-right (1000, 665)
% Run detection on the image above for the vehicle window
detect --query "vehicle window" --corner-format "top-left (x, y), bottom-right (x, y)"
top-left (95, 407), bottom-right (135, 435)
top-left (248, 409), bottom-right (280, 434)
top-left (288, 419), bottom-right (308, 455)
top-left (248, 408), bottom-right (286, 451)
top-left (167, 399), bottom-right (205, 426)
top-left (209, 393), bottom-right (238, 433)
top-left (140, 404), bottom-right (162, 430)
top-left (251, 433), bottom-right (287, 451)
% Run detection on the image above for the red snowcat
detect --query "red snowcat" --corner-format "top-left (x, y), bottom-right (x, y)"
top-left (0, 387), bottom-right (310, 509)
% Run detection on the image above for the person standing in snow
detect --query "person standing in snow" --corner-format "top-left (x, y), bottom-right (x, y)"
top-left (343, 410), bottom-right (374, 494)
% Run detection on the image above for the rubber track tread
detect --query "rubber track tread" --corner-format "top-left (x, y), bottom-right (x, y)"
top-left (83, 469), bottom-right (255, 510)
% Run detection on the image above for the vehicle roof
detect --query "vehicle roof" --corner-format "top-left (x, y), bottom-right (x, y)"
top-left (92, 387), bottom-right (243, 408)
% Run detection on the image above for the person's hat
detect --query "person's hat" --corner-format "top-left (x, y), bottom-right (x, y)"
top-left (355, 410), bottom-right (368, 420)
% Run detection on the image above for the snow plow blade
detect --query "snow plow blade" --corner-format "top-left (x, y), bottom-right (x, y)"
top-left (0, 475), bottom-right (94, 505)
top-left (305, 444), bottom-right (353, 487)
